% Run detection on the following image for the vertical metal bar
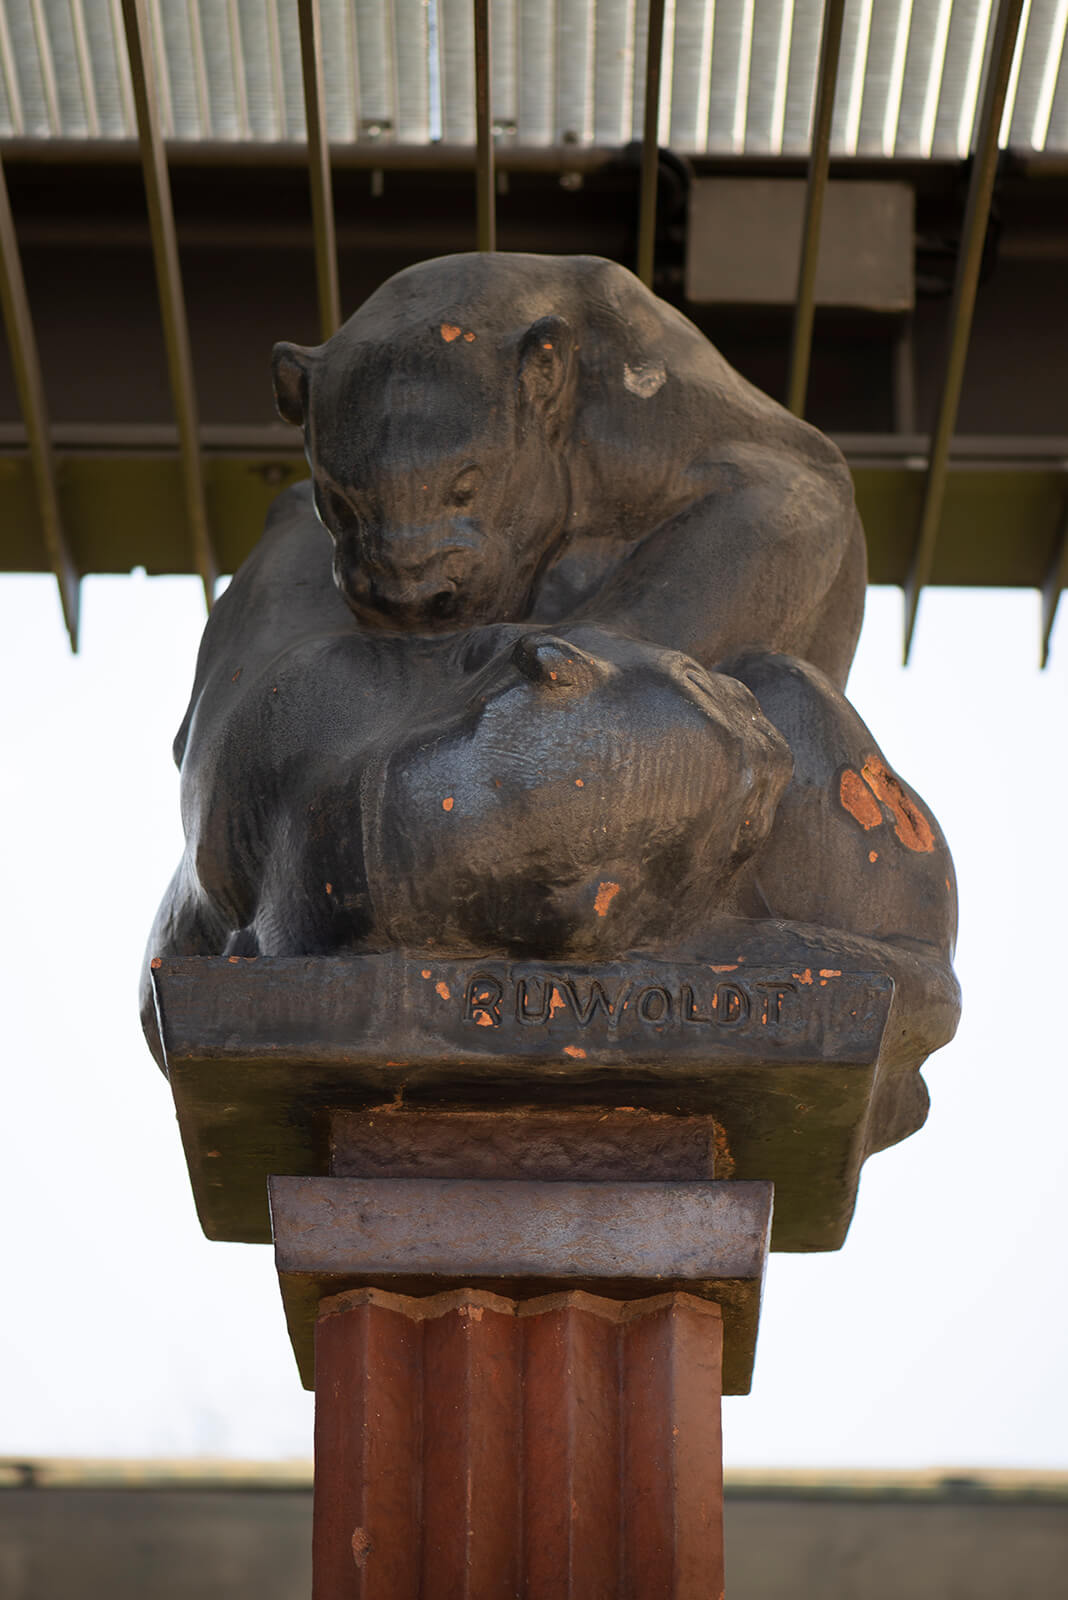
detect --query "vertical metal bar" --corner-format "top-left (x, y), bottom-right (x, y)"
top-left (264, 0), bottom-right (288, 138)
top-left (892, 316), bottom-right (916, 434)
top-left (786, 0), bottom-right (847, 417)
top-left (120, 0), bottom-right (217, 606)
top-left (637, 0), bottom-right (666, 287)
top-left (186, 0), bottom-right (214, 137)
top-left (226, 0), bottom-right (251, 140)
top-left (68, 0), bottom-right (102, 137)
top-left (473, 0), bottom-right (495, 250)
top-left (0, 2), bottom-right (25, 134)
top-left (902, 0), bottom-right (1026, 661)
top-left (297, 0), bottom-right (341, 338)
top-left (0, 155), bottom-right (79, 647)
top-left (1040, 502), bottom-right (1068, 667)
top-left (108, 0), bottom-right (137, 134)
top-left (144, 0), bottom-right (174, 136)
top-left (28, 0), bottom-right (62, 133)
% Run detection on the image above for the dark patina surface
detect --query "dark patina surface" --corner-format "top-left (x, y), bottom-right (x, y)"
top-left (143, 252), bottom-right (960, 1257)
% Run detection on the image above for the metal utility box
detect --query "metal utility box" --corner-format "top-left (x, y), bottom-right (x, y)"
top-left (686, 179), bottom-right (914, 310)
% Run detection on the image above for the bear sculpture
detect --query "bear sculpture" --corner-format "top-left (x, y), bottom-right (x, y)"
top-left (143, 253), bottom-right (959, 1162)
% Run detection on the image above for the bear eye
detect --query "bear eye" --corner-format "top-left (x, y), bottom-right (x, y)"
top-left (448, 466), bottom-right (482, 508)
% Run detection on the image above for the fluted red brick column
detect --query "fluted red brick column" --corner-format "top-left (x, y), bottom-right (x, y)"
top-left (312, 1286), bottom-right (724, 1600)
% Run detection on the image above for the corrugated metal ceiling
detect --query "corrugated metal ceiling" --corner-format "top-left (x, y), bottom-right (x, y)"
top-left (0, 0), bottom-right (1066, 156)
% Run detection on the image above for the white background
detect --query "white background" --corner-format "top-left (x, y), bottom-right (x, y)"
top-left (1, 573), bottom-right (1064, 1466)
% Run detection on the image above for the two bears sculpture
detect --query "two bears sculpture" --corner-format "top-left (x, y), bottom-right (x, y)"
top-left (143, 253), bottom-right (959, 1161)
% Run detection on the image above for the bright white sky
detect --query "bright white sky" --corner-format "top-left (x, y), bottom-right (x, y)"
top-left (1, 571), bottom-right (1065, 1467)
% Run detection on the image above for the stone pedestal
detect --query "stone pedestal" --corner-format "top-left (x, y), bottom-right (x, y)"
top-left (151, 948), bottom-right (903, 1596)
top-left (311, 1287), bottom-right (724, 1600)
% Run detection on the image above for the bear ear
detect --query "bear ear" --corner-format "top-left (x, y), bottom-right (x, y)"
top-left (512, 633), bottom-right (601, 693)
top-left (271, 341), bottom-right (317, 427)
top-left (518, 315), bottom-right (574, 416)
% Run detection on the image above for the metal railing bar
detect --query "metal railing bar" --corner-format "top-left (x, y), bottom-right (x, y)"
top-left (786, 0), bottom-right (847, 417)
top-left (1, 422), bottom-right (1062, 463)
top-left (0, 154), bottom-right (79, 645)
top-left (27, 0), bottom-right (62, 135)
top-left (119, 0), bottom-right (217, 608)
top-left (264, 0), bottom-right (287, 140)
top-left (297, 0), bottom-right (341, 338)
top-left (902, 0), bottom-right (1027, 661)
top-left (473, 0), bottom-right (495, 250)
top-left (144, 0), bottom-right (174, 137)
top-left (1, 135), bottom-right (1018, 175)
top-left (0, 420), bottom-right (302, 451)
top-left (0, 136), bottom-right (628, 171)
top-left (186, 0), bottom-right (214, 138)
top-left (892, 316), bottom-right (916, 434)
top-left (0, 3), bottom-right (24, 135)
top-left (1040, 504), bottom-right (1067, 666)
top-left (68, 0), bottom-right (101, 138)
top-left (226, 0), bottom-right (251, 141)
top-left (108, 0), bottom-right (137, 134)
top-left (637, 0), bottom-right (666, 287)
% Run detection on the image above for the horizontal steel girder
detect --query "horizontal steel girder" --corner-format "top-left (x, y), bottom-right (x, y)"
top-left (0, 431), bottom-right (1064, 592)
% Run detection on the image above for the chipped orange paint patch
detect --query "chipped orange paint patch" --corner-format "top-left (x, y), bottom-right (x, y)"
top-left (463, 330), bottom-right (476, 342)
top-left (472, 1009), bottom-right (495, 1028)
top-left (819, 969), bottom-right (841, 978)
top-left (325, 881), bottom-right (332, 895)
top-left (793, 968), bottom-right (813, 985)
top-left (549, 986), bottom-right (567, 1018)
top-left (442, 796), bottom-right (454, 811)
top-left (840, 767), bottom-right (883, 830)
top-left (594, 880), bottom-right (621, 917)
top-left (861, 756), bottom-right (936, 852)
top-left (563, 1045), bottom-right (587, 1059)
top-left (575, 777), bottom-right (584, 787)
top-left (421, 969), bottom-right (431, 979)
top-left (150, 957), bottom-right (161, 969)
top-left (712, 1124), bottom-right (735, 1179)
top-left (708, 963), bottom-right (738, 973)
top-left (435, 982), bottom-right (451, 1001)
top-left (351, 1529), bottom-right (372, 1568)
top-left (440, 323), bottom-right (461, 342)
top-left (869, 850), bottom-right (879, 863)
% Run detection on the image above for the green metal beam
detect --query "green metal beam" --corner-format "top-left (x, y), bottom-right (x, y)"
top-left (0, 443), bottom-right (1063, 631)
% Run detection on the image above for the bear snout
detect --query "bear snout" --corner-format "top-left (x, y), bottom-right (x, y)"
top-left (369, 570), bottom-right (461, 624)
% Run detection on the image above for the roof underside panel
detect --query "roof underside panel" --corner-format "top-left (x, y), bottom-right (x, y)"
top-left (0, 0), bottom-right (1064, 152)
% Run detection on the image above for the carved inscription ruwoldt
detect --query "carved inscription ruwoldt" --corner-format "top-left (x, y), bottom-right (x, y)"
top-left (463, 972), bottom-right (798, 1030)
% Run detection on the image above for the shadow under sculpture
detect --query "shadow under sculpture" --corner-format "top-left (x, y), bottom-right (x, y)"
top-left (143, 252), bottom-right (960, 1261)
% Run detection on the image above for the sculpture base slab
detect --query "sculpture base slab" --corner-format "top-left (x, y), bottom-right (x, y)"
top-left (153, 949), bottom-right (895, 1251)
top-left (311, 1286), bottom-right (724, 1600)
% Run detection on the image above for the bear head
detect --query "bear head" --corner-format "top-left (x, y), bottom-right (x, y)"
top-left (359, 626), bottom-right (793, 958)
top-left (273, 308), bottom-right (577, 633)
